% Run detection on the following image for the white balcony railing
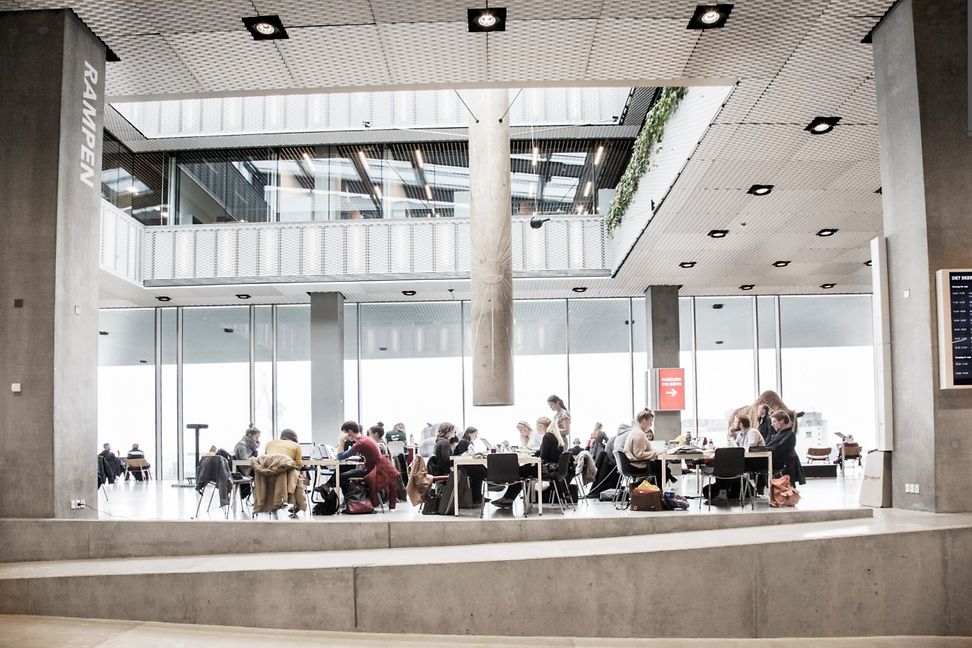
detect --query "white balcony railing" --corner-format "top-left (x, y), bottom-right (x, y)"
top-left (100, 201), bottom-right (609, 286)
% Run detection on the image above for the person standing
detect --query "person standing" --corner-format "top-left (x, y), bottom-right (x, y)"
top-left (765, 411), bottom-right (805, 486)
top-left (586, 422), bottom-right (608, 462)
top-left (547, 394), bottom-right (571, 446)
top-left (757, 404), bottom-right (772, 442)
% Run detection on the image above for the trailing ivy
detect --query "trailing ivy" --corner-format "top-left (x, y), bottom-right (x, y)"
top-left (605, 86), bottom-right (687, 233)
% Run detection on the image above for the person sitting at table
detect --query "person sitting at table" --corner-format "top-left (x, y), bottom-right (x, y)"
top-left (624, 409), bottom-right (672, 487)
top-left (491, 418), bottom-right (562, 508)
top-left (125, 443), bottom-right (151, 481)
top-left (335, 423), bottom-right (382, 498)
top-left (427, 423), bottom-right (457, 477)
top-left (386, 422), bottom-right (407, 444)
top-left (454, 426), bottom-right (486, 506)
top-left (569, 438), bottom-right (584, 456)
top-left (369, 423), bottom-right (391, 458)
top-left (338, 420), bottom-right (360, 453)
top-left (265, 429), bottom-right (303, 468)
top-left (418, 423), bottom-right (438, 458)
top-left (766, 411), bottom-right (805, 486)
top-left (253, 429), bottom-right (305, 517)
top-left (728, 415), bottom-right (765, 448)
top-left (232, 424), bottom-right (260, 499)
top-left (516, 420), bottom-right (542, 450)
top-left (98, 443), bottom-right (124, 484)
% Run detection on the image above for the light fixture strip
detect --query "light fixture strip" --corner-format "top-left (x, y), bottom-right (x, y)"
top-left (415, 149), bottom-right (425, 169)
top-left (584, 180), bottom-right (592, 197)
top-left (593, 145), bottom-right (604, 166)
top-left (424, 184), bottom-right (433, 200)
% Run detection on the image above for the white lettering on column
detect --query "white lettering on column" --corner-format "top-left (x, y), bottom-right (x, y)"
top-left (79, 60), bottom-right (99, 188)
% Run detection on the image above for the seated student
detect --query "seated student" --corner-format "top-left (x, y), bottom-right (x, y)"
top-left (728, 415), bottom-right (765, 448)
top-left (386, 422), bottom-right (407, 444)
top-left (232, 424), bottom-right (261, 500)
top-left (265, 429), bottom-right (303, 469)
top-left (335, 423), bottom-right (382, 496)
top-left (427, 423), bottom-right (457, 477)
top-left (369, 423), bottom-right (391, 458)
top-left (765, 411), bottom-right (805, 485)
top-left (569, 438), bottom-right (584, 456)
top-left (125, 443), bottom-right (151, 481)
top-left (98, 443), bottom-right (124, 483)
top-left (417, 423), bottom-right (438, 458)
top-left (253, 430), bottom-right (305, 517)
top-left (586, 423), bottom-right (630, 498)
top-left (624, 410), bottom-right (672, 487)
top-left (492, 419), bottom-right (562, 508)
top-left (337, 420), bottom-right (360, 454)
top-left (454, 426), bottom-right (486, 506)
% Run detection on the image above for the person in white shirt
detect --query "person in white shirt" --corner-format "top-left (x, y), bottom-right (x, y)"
top-left (728, 415), bottom-right (765, 448)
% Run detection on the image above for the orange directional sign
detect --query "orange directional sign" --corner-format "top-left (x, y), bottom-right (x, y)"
top-left (657, 368), bottom-right (686, 411)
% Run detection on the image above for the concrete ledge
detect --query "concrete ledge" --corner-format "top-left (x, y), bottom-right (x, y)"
top-left (0, 508), bottom-right (872, 562)
top-left (0, 519), bottom-right (969, 638)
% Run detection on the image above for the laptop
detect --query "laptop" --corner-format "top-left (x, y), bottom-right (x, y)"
top-left (299, 442), bottom-right (324, 460)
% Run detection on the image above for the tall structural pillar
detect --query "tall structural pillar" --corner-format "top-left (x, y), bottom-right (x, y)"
top-left (0, 10), bottom-right (106, 517)
top-left (872, 0), bottom-right (972, 512)
top-left (644, 286), bottom-right (681, 440)
top-left (468, 89), bottom-right (514, 406)
top-left (309, 292), bottom-right (345, 444)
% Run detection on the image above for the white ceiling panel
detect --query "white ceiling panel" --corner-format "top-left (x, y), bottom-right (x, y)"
top-left (714, 78), bottom-right (772, 124)
top-left (487, 19), bottom-right (596, 83)
top-left (586, 19), bottom-right (698, 80)
top-left (253, 0), bottom-right (375, 26)
top-left (378, 22), bottom-right (487, 85)
top-left (167, 31), bottom-right (296, 93)
top-left (105, 34), bottom-right (201, 97)
top-left (279, 25), bottom-right (390, 88)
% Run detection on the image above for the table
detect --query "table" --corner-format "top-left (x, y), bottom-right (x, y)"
top-left (232, 457), bottom-right (362, 516)
top-left (657, 450), bottom-right (772, 499)
top-left (451, 454), bottom-right (542, 517)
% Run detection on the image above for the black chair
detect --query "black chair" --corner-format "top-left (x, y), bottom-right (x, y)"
top-left (544, 452), bottom-right (576, 514)
top-left (701, 447), bottom-right (753, 510)
top-left (614, 451), bottom-right (655, 510)
top-left (481, 453), bottom-right (532, 518)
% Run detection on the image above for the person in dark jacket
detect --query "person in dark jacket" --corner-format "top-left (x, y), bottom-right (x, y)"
top-left (428, 422), bottom-right (457, 477)
top-left (491, 422), bottom-right (563, 508)
top-left (757, 404), bottom-right (772, 442)
top-left (766, 411), bottom-right (805, 486)
top-left (454, 426), bottom-right (486, 505)
top-left (98, 443), bottom-right (123, 483)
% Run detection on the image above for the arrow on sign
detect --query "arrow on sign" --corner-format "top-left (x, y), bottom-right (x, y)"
top-left (666, 389), bottom-right (678, 397)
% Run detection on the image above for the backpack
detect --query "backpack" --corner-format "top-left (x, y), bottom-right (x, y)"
top-left (312, 488), bottom-right (339, 516)
top-left (662, 491), bottom-right (690, 510)
top-left (770, 475), bottom-right (801, 508)
top-left (344, 480), bottom-right (374, 514)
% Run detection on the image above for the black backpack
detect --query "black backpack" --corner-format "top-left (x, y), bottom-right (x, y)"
top-left (312, 488), bottom-right (339, 516)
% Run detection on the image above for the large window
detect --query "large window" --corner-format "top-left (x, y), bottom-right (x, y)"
top-left (97, 294), bottom-right (879, 477)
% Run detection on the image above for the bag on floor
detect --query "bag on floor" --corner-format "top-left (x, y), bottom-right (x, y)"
top-left (344, 481), bottom-right (374, 514)
top-left (629, 490), bottom-right (663, 511)
top-left (422, 490), bottom-right (442, 515)
top-left (769, 474), bottom-right (800, 508)
top-left (312, 487), bottom-right (339, 516)
top-left (662, 491), bottom-right (690, 511)
top-left (598, 488), bottom-right (618, 502)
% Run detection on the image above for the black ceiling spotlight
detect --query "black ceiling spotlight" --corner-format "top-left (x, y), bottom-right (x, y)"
top-left (864, 260), bottom-right (873, 266)
top-left (805, 116), bottom-right (841, 135)
top-left (687, 3), bottom-right (733, 29)
top-left (236, 294), bottom-right (251, 300)
top-left (707, 229), bottom-right (729, 238)
top-left (467, 7), bottom-right (507, 32)
top-left (747, 184), bottom-right (774, 196)
top-left (402, 290), bottom-right (417, 296)
top-left (99, 331), bottom-right (109, 336)
top-left (571, 287), bottom-right (588, 293)
top-left (820, 283), bottom-right (836, 289)
top-left (156, 296), bottom-right (171, 302)
top-left (772, 260), bottom-right (791, 267)
top-left (816, 228), bottom-right (839, 237)
top-left (679, 261), bottom-right (697, 268)
top-left (138, 360), bottom-right (148, 364)
top-left (224, 327), bottom-right (235, 333)
top-left (529, 216), bottom-right (551, 229)
top-left (715, 340), bottom-right (725, 345)
top-left (242, 14), bottom-right (289, 40)
top-left (712, 303), bottom-right (724, 310)
top-left (739, 284), bottom-right (755, 290)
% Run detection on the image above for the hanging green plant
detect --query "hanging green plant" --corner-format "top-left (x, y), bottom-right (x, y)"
top-left (605, 86), bottom-right (687, 233)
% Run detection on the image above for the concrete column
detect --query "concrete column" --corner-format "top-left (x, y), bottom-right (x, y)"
top-left (873, 0), bottom-right (972, 512)
top-left (0, 10), bottom-right (106, 518)
top-left (468, 89), bottom-right (513, 406)
top-left (644, 286), bottom-right (681, 440)
top-left (309, 292), bottom-right (344, 444)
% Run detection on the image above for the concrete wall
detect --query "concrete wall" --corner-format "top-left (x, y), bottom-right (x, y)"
top-left (0, 508), bottom-right (870, 562)
top-left (0, 525), bottom-right (968, 637)
top-left (0, 10), bottom-right (105, 517)
top-left (309, 292), bottom-right (344, 445)
top-left (644, 286), bottom-right (681, 439)
top-left (873, 0), bottom-right (972, 513)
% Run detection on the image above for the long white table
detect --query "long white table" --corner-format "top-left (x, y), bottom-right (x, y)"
top-left (451, 454), bottom-right (543, 517)
top-left (232, 457), bottom-right (362, 516)
top-left (657, 450), bottom-right (773, 499)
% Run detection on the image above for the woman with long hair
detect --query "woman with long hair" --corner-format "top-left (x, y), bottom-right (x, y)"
top-left (546, 394), bottom-right (571, 445)
top-left (429, 422), bottom-right (457, 476)
top-left (455, 426), bottom-right (486, 505)
top-left (492, 417), bottom-right (564, 508)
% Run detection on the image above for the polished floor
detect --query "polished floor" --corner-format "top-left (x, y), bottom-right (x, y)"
top-left (0, 616), bottom-right (968, 648)
top-left (92, 468), bottom-right (867, 522)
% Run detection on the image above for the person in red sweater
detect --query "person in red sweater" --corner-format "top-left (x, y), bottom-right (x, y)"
top-left (336, 424), bottom-right (381, 498)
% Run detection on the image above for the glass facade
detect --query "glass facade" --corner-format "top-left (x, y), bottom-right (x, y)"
top-left (97, 294), bottom-right (875, 479)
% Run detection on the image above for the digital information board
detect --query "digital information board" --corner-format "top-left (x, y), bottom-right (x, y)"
top-left (936, 269), bottom-right (972, 389)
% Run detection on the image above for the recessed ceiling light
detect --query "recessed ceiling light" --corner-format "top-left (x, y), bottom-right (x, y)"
top-left (138, 359), bottom-right (148, 364)
top-left (236, 294), bottom-right (251, 300)
top-left (415, 149), bottom-right (425, 169)
top-left (864, 260), bottom-right (872, 266)
top-left (740, 284), bottom-right (754, 290)
top-left (679, 261), bottom-right (696, 268)
top-left (805, 116), bottom-right (841, 135)
top-left (467, 7), bottom-right (507, 32)
top-left (772, 260), bottom-right (791, 267)
top-left (820, 283), bottom-right (836, 289)
top-left (707, 229), bottom-right (729, 238)
top-left (712, 303), bottom-right (724, 310)
top-left (378, 346), bottom-right (388, 352)
top-left (594, 145), bottom-right (604, 166)
top-left (402, 290), bottom-right (416, 296)
top-left (572, 287), bottom-right (588, 293)
top-left (242, 15), bottom-right (288, 40)
top-left (224, 327), bottom-right (235, 333)
top-left (816, 228), bottom-right (839, 237)
top-left (98, 331), bottom-right (109, 336)
top-left (156, 296), bottom-right (171, 302)
top-left (747, 184), bottom-right (773, 196)
top-left (687, 3), bottom-right (733, 29)
top-left (715, 340), bottom-right (725, 345)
